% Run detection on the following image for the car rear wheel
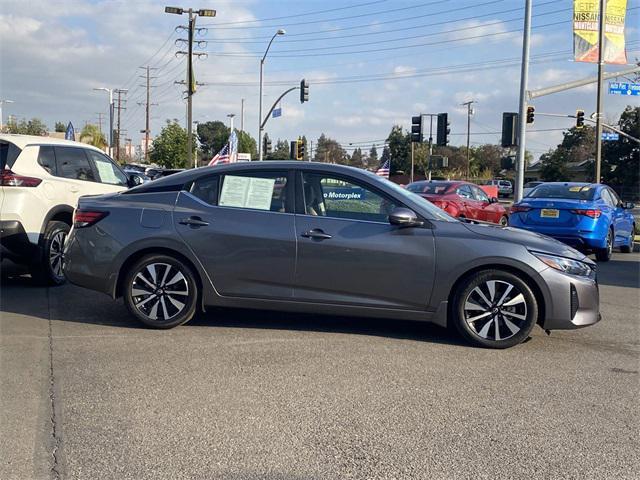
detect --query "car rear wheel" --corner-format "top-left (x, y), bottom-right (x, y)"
top-left (620, 225), bottom-right (635, 253)
top-left (498, 215), bottom-right (508, 226)
top-left (30, 221), bottom-right (70, 286)
top-left (452, 270), bottom-right (538, 349)
top-left (123, 254), bottom-right (198, 329)
top-left (595, 229), bottom-right (613, 262)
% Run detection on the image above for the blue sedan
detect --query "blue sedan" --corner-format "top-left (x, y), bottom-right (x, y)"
top-left (509, 182), bottom-right (636, 261)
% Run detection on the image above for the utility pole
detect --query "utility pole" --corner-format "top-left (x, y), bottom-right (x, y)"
top-left (462, 100), bottom-right (476, 180)
top-left (138, 66), bottom-right (157, 162)
top-left (240, 98), bottom-right (245, 132)
top-left (515, 0), bottom-right (532, 202)
top-left (95, 112), bottom-right (105, 133)
top-left (114, 89), bottom-right (128, 162)
top-left (594, 0), bottom-right (607, 184)
top-left (0, 99), bottom-right (14, 130)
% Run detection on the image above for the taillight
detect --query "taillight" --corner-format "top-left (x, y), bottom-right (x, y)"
top-left (511, 205), bottom-right (531, 213)
top-left (73, 210), bottom-right (109, 228)
top-left (571, 209), bottom-right (601, 218)
top-left (0, 168), bottom-right (42, 187)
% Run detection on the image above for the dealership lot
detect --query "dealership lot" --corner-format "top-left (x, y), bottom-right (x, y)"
top-left (1, 253), bottom-right (639, 480)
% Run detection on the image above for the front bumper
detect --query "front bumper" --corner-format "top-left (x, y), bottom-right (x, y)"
top-left (539, 265), bottom-right (601, 330)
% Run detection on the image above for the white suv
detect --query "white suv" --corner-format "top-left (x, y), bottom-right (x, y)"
top-left (1, 134), bottom-right (136, 284)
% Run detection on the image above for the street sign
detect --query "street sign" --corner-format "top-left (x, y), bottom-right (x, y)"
top-left (602, 132), bottom-right (619, 141)
top-left (272, 107), bottom-right (282, 118)
top-left (608, 82), bottom-right (640, 96)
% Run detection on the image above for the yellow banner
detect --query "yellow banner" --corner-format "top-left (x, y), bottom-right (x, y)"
top-left (573, 0), bottom-right (628, 64)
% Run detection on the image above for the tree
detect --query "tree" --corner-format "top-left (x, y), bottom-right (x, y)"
top-left (270, 139), bottom-right (290, 160)
top-left (197, 121), bottom-right (229, 159)
top-left (380, 146), bottom-right (391, 168)
top-left (369, 145), bottom-right (378, 164)
top-left (79, 124), bottom-right (107, 149)
top-left (54, 122), bottom-right (66, 133)
top-left (4, 117), bottom-right (48, 136)
top-left (473, 144), bottom-right (506, 176)
top-left (350, 147), bottom-right (365, 168)
top-left (314, 133), bottom-right (347, 164)
top-left (602, 105), bottom-right (639, 187)
top-left (150, 120), bottom-right (195, 169)
top-left (237, 130), bottom-right (258, 159)
top-left (386, 125), bottom-right (410, 173)
top-left (539, 150), bottom-right (569, 181)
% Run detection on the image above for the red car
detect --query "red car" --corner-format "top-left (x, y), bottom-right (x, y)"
top-left (406, 180), bottom-right (509, 225)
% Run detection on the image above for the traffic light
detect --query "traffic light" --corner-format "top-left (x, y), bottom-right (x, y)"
top-left (300, 79), bottom-right (309, 103)
top-left (411, 115), bottom-right (423, 143)
top-left (263, 137), bottom-right (272, 157)
top-left (526, 105), bottom-right (535, 124)
top-left (436, 113), bottom-right (450, 146)
top-left (297, 139), bottom-right (305, 160)
top-left (576, 109), bottom-right (585, 129)
top-left (501, 112), bottom-right (518, 147)
top-left (290, 141), bottom-right (298, 160)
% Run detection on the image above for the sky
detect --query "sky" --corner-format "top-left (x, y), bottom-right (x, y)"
top-left (1, 0), bottom-right (639, 160)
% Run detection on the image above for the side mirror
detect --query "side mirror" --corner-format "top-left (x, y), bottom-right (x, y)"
top-left (128, 173), bottom-right (143, 187)
top-left (389, 207), bottom-right (423, 227)
top-left (489, 197), bottom-right (499, 204)
top-left (622, 202), bottom-right (635, 210)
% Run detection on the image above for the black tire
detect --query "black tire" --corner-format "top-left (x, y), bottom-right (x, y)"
top-left (30, 221), bottom-right (70, 286)
top-left (595, 229), bottom-right (613, 262)
top-left (123, 254), bottom-right (198, 329)
top-left (451, 269), bottom-right (538, 349)
top-left (499, 215), bottom-right (509, 227)
top-left (620, 224), bottom-right (635, 254)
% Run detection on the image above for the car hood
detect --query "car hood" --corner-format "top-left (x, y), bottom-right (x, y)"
top-left (462, 222), bottom-right (591, 263)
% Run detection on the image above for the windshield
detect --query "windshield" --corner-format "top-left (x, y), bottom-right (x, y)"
top-left (361, 170), bottom-right (457, 222)
top-left (527, 184), bottom-right (596, 200)
top-left (406, 182), bottom-right (451, 195)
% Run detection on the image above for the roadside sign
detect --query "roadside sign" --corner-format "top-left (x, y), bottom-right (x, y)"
top-left (602, 132), bottom-right (619, 141)
top-left (272, 107), bottom-right (282, 118)
top-left (608, 82), bottom-right (640, 96)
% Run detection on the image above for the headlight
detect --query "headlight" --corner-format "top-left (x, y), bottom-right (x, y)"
top-left (533, 252), bottom-right (594, 277)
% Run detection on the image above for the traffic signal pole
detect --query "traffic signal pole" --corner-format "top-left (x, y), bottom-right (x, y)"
top-left (594, 0), bottom-right (607, 183)
top-left (515, 0), bottom-right (532, 203)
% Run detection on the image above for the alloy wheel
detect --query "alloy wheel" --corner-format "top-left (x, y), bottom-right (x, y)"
top-left (49, 231), bottom-right (66, 279)
top-left (607, 231), bottom-right (613, 256)
top-left (463, 280), bottom-right (528, 342)
top-left (130, 263), bottom-right (190, 322)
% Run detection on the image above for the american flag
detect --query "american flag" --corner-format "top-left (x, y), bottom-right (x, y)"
top-left (376, 159), bottom-right (390, 177)
top-left (208, 130), bottom-right (238, 166)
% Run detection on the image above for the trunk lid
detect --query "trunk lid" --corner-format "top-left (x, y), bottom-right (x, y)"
top-left (515, 198), bottom-right (591, 227)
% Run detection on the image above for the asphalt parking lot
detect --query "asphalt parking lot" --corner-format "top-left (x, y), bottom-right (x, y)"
top-left (1, 253), bottom-right (639, 480)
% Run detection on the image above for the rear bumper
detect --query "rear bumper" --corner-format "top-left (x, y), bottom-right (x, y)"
top-left (0, 220), bottom-right (37, 260)
top-left (508, 223), bottom-right (606, 249)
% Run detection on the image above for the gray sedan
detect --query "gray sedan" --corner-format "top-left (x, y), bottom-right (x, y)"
top-left (63, 162), bottom-right (600, 349)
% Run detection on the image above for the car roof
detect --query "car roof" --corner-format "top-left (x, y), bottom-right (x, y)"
top-left (0, 134), bottom-right (105, 153)
top-left (129, 161), bottom-right (384, 193)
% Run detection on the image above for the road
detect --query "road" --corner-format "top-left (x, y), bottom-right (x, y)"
top-left (1, 253), bottom-right (639, 480)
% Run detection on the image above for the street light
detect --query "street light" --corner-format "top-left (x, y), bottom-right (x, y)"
top-left (93, 87), bottom-right (113, 155)
top-left (0, 99), bottom-right (14, 130)
top-left (258, 29), bottom-right (286, 161)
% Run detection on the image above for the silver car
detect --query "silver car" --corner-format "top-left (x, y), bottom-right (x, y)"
top-left (64, 162), bottom-right (600, 349)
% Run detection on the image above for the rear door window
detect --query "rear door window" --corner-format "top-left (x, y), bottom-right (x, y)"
top-left (37, 146), bottom-right (57, 175)
top-left (456, 185), bottom-right (474, 199)
top-left (470, 185), bottom-right (489, 202)
top-left (0, 141), bottom-right (22, 170)
top-left (218, 171), bottom-right (289, 213)
top-left (189, 176), bottom-right (219, 206)
top-left (54, 146), bottom-right (96, 182)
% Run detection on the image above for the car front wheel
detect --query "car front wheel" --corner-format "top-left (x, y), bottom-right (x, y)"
top-left (452, 270), bottom-right (538, 349)
top-left (123, 254), bottom-right (198, 329)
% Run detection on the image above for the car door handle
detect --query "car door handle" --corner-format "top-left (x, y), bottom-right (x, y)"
top-left (301, 229), bottom-right (332, 240)
top-left (179, 216), bottom-right (209, 227)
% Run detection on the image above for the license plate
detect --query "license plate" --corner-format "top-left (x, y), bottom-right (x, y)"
top-left (540, 209), bottom-right (559, 218)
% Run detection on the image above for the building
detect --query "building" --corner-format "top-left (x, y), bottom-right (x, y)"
top-left (525, 159), bottom-right (593, 183)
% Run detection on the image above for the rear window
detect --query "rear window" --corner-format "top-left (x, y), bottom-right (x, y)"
top-left (0, 141), bottom-right (22, 169)
top-left (406, 183), bottom-right (451, 195)
top-left (499, 181), bottom-right (511, 186)
top-left (528, 184), bottom-right (595, 200)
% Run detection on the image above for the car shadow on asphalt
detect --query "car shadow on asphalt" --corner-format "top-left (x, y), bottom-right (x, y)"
top-left (0, 266), bottom-right (465, 347)
top-left (595, 258), bottom-right (640, 289)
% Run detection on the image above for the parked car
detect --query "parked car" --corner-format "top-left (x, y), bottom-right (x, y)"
top-left (145, 167), bottom-right (185, 180)
top-left (406, 180), bottom-right (509, 225)
top-left (124, 168), bottom-right (151, 184)
top-left (509, 182), bottom-right (636, 261)
top-left (0, 134), bottom-right (139, 284)
top-left (523, 181), bottom-right (544, 197)
top-left (487, 179), bottom-right (513, 198)
top-left (64, 162), bottom-right (600, 349)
